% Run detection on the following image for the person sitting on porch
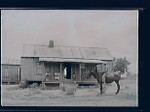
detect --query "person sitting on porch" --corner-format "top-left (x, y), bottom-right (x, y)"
top-left (54, 72), bottom-right (61, 80)
top-left (45, 71), bottom-right (50, 81)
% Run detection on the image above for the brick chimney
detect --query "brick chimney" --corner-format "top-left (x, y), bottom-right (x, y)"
top-left (49, 40), bottom-right (54, 48)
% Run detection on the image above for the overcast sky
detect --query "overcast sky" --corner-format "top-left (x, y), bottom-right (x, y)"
top-left (1, 10), bottom-right (138, 73)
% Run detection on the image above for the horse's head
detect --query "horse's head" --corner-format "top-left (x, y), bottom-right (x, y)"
top-left (86, 68), bottom-right (96, 79)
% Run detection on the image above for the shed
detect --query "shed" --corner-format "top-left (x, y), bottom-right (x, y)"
top-left (21, 43), bottom-right (113, 85)
top-left (1, 58), bottom-right (21, 84)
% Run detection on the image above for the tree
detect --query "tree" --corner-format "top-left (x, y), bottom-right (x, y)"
top-left (113, 57), bottom-right (130, 74)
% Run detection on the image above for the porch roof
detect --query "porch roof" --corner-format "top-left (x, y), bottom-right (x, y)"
top-left (39, 57), bottom-right (107, 64)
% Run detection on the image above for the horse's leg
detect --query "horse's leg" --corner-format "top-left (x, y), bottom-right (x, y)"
top-left (99, 74), bottom-right (103, 94)
top-left (100, 81), bottom-right (103, 94)
top-left (115, 80), bottom-right (120, 94)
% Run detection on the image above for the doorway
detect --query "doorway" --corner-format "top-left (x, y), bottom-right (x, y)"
top-left (64, 63), bottom-right (72, 79)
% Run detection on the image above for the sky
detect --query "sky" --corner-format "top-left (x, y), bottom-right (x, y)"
top-left (1, 10), bottom-right (138, 73)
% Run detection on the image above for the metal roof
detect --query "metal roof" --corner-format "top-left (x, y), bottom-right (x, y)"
top-left (22, 45), bottom-right (113, 62)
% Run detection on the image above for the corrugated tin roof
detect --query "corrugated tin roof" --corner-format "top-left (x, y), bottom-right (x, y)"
top-left (22, 45), bottom-right (113, 61)
top-left (1, 58), bottom-right (21, 65)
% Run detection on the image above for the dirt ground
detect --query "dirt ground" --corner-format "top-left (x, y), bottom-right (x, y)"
top-left (1, 75), bottom-right (138, 107)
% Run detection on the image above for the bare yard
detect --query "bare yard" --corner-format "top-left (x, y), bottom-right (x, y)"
top-left (1, 75), bottom-right (138, 107)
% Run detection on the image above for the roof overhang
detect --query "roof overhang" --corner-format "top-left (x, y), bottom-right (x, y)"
top-left (39, 58), bottom-right (107, 64)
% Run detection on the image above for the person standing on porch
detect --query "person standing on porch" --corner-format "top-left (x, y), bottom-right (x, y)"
top-left (64, 67), bottom-right (67, 78)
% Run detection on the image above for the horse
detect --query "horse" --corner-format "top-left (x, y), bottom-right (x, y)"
top-left (86, 67), bottom-right (121, 95)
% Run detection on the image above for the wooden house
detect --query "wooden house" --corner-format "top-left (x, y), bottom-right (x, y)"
top-left (21, 41), bottom-right (113, 85)
top-left (1, 59), bottom-right (21, 84)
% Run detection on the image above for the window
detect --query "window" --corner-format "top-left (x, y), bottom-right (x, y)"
top-left (36, 67), bottom-right (42, 75)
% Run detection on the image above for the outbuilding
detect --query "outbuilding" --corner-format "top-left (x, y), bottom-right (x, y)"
top-left (1, 58), bottom-right (21, 84)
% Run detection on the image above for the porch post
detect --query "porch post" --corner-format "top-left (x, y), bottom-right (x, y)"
top-left (51, 63), bottom-right (54, 80)
top-left (79, 63), bottom-right (81, 81)
top-left (60, 63), bottom-right (63, 80)
top-left (42, 62), bottom-right (46, 81)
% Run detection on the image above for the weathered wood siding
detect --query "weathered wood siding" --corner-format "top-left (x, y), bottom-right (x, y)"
top-left (21, 58), bottom-right (62, 81)
top-left (95, 61), bottom-right (113, 74)
top-left (2, 64), bottom-right (21, 83)
top-left (21, 57), bottom-right (45, 81)
top-left (106, 60), bottom-right (113, 74)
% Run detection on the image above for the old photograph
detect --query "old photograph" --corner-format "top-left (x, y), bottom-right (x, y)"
top-left (1, 10), bottom-right (138, 106)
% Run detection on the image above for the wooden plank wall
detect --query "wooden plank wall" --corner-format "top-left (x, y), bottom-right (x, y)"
top-left (21, 57), bottom-right (45, 81)
top-left (103, 60), bottom-right (113, 74)
top-left (2, 65), bottom-right (20, 83)
top-left (21, 58), bottom-right (62, 82)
